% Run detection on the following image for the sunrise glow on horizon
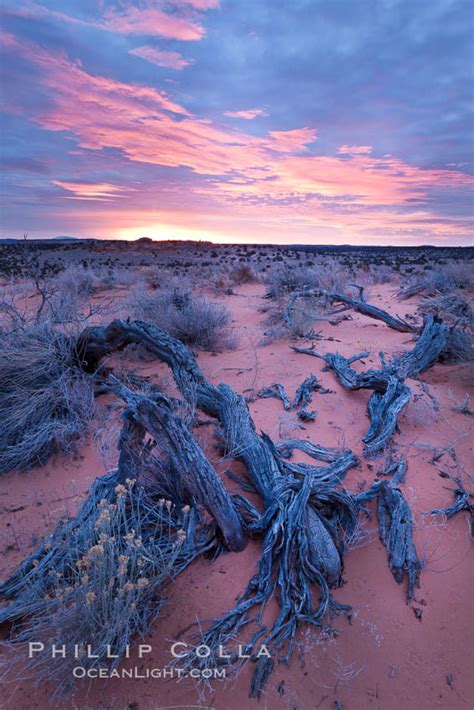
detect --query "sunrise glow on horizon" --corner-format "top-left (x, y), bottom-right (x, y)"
top-left (1, 1), bottom-right (473, 246)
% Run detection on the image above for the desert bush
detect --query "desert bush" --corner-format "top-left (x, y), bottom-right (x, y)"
top-left (0, 280), bottom-right (30, 332)
top-left (48, 284), bottom-right (88, 323)
top-left (143, 266), bottom-right (165, 290)
top-left (442, 329), bottom-right (473, 363)
top-left (55, 265), bottom-right (95, 296)
top-left (399, 261), bottom-right (474, 299)
top-left (124, 286), bottom-right (237, 351)
top-left (210, 273), bottom-right (234, 296)
top-left (418, 293), bottom-right (473, 328)
top-left (441, 262), bottom-right (474, 290)
top-left (1, 482), bottom-right (192, 695)
top-left (0, 322), bottom-right (96, 475)
top-left (265, 264), bottom-right (322, 298)
top-left (112, 268), bottom-right (141, 288)
top-left (366, 264), bottom-right (394, 284)
top-left (265, 259), bottom-right (349, 299)
top-left (229, 264), bottom-right (258, 284)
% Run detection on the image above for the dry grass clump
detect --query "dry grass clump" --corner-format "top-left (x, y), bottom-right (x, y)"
top-left (124, 286), bottom-right (238, 351)
top-left (56, 265), bottom-right (95, 296)
top-left (0, 322), bottom-right (96, 475)
top-left (1, 481), bottom-right (194, 695)
top-left (265, 259), bottom-right (349, 299)
top-left (363, 264), bottom-right (394, 285)
top-left (229, 264), bottom-right (258, 284)
top-left (399, 261), bottom-right (474, 299)
top-left (418, 293), bottom-right (473, 328)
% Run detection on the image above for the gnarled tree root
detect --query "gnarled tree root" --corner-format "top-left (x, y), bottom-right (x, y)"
top-left (356, 464), bottom-right (421, 602)
top-left (284, 289), bottom-right (415, 333)
top-left (292, 316), bottom-right (447, 455)
top-left (74, 319), bottom-right (361, 693)
top-left (431, 480), bottom-right (474, 538)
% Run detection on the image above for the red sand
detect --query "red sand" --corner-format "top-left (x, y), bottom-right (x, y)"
top-left (1, 284), bottom-right (472, 710)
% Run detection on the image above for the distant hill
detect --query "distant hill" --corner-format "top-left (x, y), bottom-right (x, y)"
top-left (0, 236), bottom-right (98, 243)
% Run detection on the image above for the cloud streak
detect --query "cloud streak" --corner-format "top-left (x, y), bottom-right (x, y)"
top-left (224, 108), bottom-right (269, 120)
top-left (129, 45), bottom-right (193, 69)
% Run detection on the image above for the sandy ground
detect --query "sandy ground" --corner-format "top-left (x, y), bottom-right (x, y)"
top-left (1, 283), bottom-right (473, 710)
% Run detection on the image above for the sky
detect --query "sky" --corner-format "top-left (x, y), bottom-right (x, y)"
top-left (0, 0), bottom-right (473, 245)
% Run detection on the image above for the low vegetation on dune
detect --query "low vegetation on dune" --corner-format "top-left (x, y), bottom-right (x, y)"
top-left (0, 242), bottom-right (472, 703)
top-left (0, 322), bottom-right (96, 476)
top-left (264, 258), bottom-right (350, 299)
top-left (124, 285), bottom-right (238, 351)
top-left (398, 262), bottom-right (474, 300)
top-left (2, 481), bottom-right (195, 694)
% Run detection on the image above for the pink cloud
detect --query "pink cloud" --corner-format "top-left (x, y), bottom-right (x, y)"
top-left (3, 1), bottom-right (212, 41)
top-left (338, 145), bottom-right (373, 155)
top-left (53, 180), bottom-right (134, 201)
top-left (129, 45), bottom-right (193, 69)
top-left (102, 6), bottom-right (205, 40)
top-left (224, 108), bottom-right (268, 120)
top-left (266, 128), bottom-right (318, 153)
top-left (168, 0), bottom-right (220, 8)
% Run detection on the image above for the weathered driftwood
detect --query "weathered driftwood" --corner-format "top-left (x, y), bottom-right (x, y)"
top-left (377, 482), bottom-right (421, 601)
top-left (293, 374), bottom-right (319, 408)
top-left (379, 456), bottom-right (407, 483)
top-left (298, 408), bottom-right (316, 421)
top-left (74, 318), bottom-right (360, 694)
top-left (397, 281), bottom-right (427, 300)
top-left (302, 316), bottom-right (447, 388)
top-left (356, 461), bottom-right (421, 601)
top-left (431, 480), bottom-right (473, 538)
top-left (292, 317), bottom-right (448, 456)
top-left (257, 382), bottom-right (291, 410)
top-left (364, 379), bottom-right (411, 458)
top-left (286, 288), bottom-right (468, 365)
top-left (284, 289), bottom-right (415, 333)
top-left (258, 374), bottom-right (329, 414)
top-left (179, 474), bottom-right (357, 697)
top-left (276, 438), bottom-right (350, 462)
top-left (110, 377), bottom-right (246, 552)
top-left (281, 450), bottom-right (358, 485)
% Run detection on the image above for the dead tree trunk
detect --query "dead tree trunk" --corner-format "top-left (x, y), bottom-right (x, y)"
top-left (110, 377), bottom-right (246, 552)
top-left (355, 460), bottom-right (421, 601)
top-left (284, 289), bottom-right (415, 333)
top-left (292, 317), bottom-right (447, 455)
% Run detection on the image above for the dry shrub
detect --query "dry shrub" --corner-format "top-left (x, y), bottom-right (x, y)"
top-left (143, 266), bottom-right (165, 290)
top-left (265, 259), bottom-right (349, 299)
top-left (441, 262), bottom-right (474, 290)
top-left (418, 292), bottom-right (473, 327)
top-left (399, 261), bottom-right (474, 299)
top-left (365, 264), bottom-right (394, 285)
top-left (0, 322), bottom-right (96, 475)
top-left (54, 265), bottom-right (95, 296)
top-left (210, 273), bottom-right (235, 295)
top-left (124, 286), bottom-right (238, 351)
top-left (229, 264), bottom-right (258, 285)
top-left (1, 482), bottom-right (191, 695)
